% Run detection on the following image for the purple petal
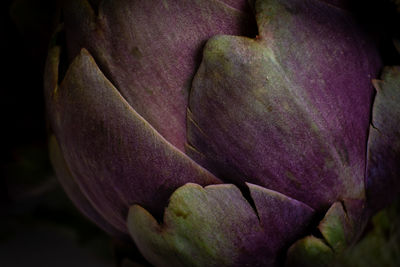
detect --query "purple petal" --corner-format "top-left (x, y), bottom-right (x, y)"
top-left (187, 0), bottom-right (381, 211)
top-left (127, 183), bottom-right (314, 266)
top-left (48, 134), bottom-right (126, 237)
top-left (366, 66), bottom-right (400, 212)
top-left (62, 0), bottom-right (255, 151)
top-left (44, 46), bottom-right (221, 232)
top-left (247, 183), bottom-right (315, 255)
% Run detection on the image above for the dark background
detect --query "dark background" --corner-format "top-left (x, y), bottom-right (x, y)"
top-left (1, 0), bottom-right (400, 267)
top-left (1, 0), bottom-right (115, 266)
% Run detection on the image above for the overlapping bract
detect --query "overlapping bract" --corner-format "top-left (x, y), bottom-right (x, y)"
top-left (44, 0), bottom-right (399, 266)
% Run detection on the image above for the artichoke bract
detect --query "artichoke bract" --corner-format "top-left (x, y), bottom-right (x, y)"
top-left (44, 0), bottom-right (399, 266)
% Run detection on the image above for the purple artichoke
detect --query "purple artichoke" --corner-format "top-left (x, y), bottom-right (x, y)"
top-left (44, 0), bottom-right (400, 266)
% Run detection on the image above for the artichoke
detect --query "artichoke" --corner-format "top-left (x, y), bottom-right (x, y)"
top-left (44, 0), bottom-right (400, 266)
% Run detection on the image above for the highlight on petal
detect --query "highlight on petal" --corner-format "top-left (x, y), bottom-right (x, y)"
top-left (127, 183), bottom-right (314, 267)
top-left (366, 65), bottom-right (400, 212)
top-left (318, 202), bottom-right (351, 252)
top-left (285, 236), bottom-right (334, 267)
top-left (44, 45), bottom-right (221, 232)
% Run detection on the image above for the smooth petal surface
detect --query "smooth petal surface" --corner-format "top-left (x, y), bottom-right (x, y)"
top-left (187, 0), bottom-right (381, 211)
top-left (48, 134), bottom-right (125, 237)
top-left (127, 183), bottom-right (314, 267)
top-left (62, 0), bottom-right (255, 151)
top-left (44, 46), bottom-right (221, 232)
top-left (366, 66), bottom-right (400, 212)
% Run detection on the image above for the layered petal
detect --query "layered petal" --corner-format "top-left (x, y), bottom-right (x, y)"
top-left (44, 46), bottom-right (221, 232)
top-left (62, 0), bottom-right (255, 151)
top-left (318, 202), bottom-right (353, 252)
top-left (127, 183), bottom-right (314, 267)
top-left (187, 0), bottom-right (381, 211)
top-left (286, 201), bottom-right (362, 267)
top-left (366, 65), bottom-right (400, 212)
